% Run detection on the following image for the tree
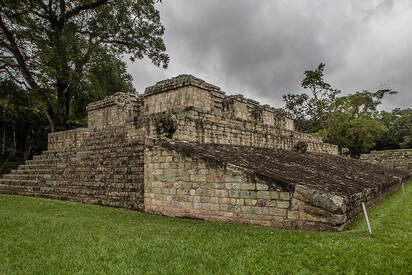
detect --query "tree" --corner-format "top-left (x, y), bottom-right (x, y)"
top-left (0, 80), bottom-right (48, 171)
top-left (0, 0), bottom-right (169, 131)
top-left (68, 51), bottom-right (136, 128)
top-left (323, 90), bottom-right (396, 158)
top-left (283, 63), bottom-right (340, 133)
top-left (374, 108), bottom-right (412, 150)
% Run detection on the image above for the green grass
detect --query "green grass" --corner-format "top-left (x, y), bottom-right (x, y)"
top-left (1, 183), bottom-right (411, 274)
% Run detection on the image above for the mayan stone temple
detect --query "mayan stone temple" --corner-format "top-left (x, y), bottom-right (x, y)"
top-left (1, 75), bottom-right (409, 231)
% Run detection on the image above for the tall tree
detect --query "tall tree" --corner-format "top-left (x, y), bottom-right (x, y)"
top-left (0, 0), bottom-right (169, 131)
top-left (283, 63), bottom-right (340, 133)
top-left (323, 90), bottom-right (396, 158)
top-left (68, 51), bottom-right (136, 128)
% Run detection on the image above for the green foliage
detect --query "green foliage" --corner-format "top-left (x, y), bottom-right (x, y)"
top-left (283, 63), bottom-right (340, 133)
top-left (69, 51), bottom-right (136, 125)
top-left (1, 183), bottom-right (411, 274)
top-left (282, 63), bottom-right (404, 157)
top-left (323, 90), bottom-right (394, 157)
top-left (375, 108), bottom-right (412, 150)
top-left (0, 81), bottom-right (48, 164)
top-left (0, 0), bottom-right (168, 130)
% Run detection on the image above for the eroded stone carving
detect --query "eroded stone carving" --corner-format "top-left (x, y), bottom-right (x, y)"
top-left (154, 113), bottom-right (178, 139)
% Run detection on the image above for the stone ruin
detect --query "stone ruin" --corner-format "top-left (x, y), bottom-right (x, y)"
top-left (360, 149), bottom-right (412, 172)
top-left (0, 75), bottom-right (410, 231)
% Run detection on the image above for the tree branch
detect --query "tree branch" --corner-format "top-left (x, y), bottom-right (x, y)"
top-left (0, 9), bottom-right (39, 90)
top-left (63, 0), bottom-right (109, 22)
top-left (59, 0), bottom-right (66, 17)
top-left (35, 0), bottom-right (59, 26)
top-left (3, 66), bottom-right (30, 90)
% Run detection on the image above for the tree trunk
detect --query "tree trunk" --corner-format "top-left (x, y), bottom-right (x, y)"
top-left (55, 84), bottom-right (67, 130)
top-left (53, 26), bottom-right (70, 131)
top-left (65, 89), bottom-right (71, 125)
top-left (2, 95), bottom-right (8, 156)
top-left (12, 125), bottom-right (16, 149)
top-left (24, 131), bottom-right (30, 161)
top-left (1, 127), bottom-right (5, 156)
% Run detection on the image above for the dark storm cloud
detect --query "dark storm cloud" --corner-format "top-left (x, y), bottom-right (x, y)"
top-left (127, 0), bottom-right (412, 110)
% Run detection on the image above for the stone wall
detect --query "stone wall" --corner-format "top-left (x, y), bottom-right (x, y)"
top-left (144, 75), bottom-right (295, 131)
top-left (144, 86), bottom-right (213, 115)
top-left (86, 92), bottom-right (140, 130)
top-left (144, 140), bottom-right (345, 230)
top-left (141, 108), bottom-right (338, 154)
top-left (140, 75), bottom-right (337, 154)
top-left (1, 127), bottom-right (145, 210)
top-left (221, 95), bottom-right (295, 131)
top-left (48, 128), bottom-right (90, 151)
top-left (360, 149), bottom-right (412, 173)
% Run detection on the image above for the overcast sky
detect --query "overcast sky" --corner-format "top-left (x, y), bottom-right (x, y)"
top-left (125, 0), bottom-right (412, 111)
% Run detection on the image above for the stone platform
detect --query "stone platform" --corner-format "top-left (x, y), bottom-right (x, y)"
top-left (1, 75), bottom-right (409, 231)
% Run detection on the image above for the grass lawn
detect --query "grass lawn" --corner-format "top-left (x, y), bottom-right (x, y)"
top-left (1, 182), bottom-right (411, 274)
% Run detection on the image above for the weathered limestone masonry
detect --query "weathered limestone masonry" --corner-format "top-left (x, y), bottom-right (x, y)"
top-left (1, 93), bottom-right (145, 210)
top-left (133, 75), bottom-right (338, 154)
top-left (1, 74), bottom-right (409, 231)
top-left (360, 149), bottom-right (412, 173)
top-left (144, 139), bottom-right (407, 231)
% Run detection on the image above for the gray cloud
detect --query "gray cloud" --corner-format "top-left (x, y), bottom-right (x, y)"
top-left (126, 0), bottom-right (412, 110)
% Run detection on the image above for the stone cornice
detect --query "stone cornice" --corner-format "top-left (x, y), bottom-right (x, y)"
top-left (144, 74), bottom-right (221, 97)
top-left (86, 92), bottom-right (139, 111)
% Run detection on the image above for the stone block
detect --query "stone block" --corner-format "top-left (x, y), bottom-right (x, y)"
top-left (219, 197), bottom-right (231, 204)
top-left (216, 189), bottom-right (228, 198)
top-left (244, 199), bottom-right (257, 206)
top-left (277, 200), bottom-right (290, 209)
top-left (256, 183), bottom-right (268, 191)
top-left (198, 169), bottom-right (209, 175)
top-left (279, 192), bottom-right (290, 200)
top-left (239, 191), bottom-right (250, 198)
top-left (210, 197), bottom-right (219, 204)
top-left (241, 206), bottom-right (251, 213)
top-left (256, 191), bottom-right (270, 200)
top-left (270, 208), bottom-right (287, 216)
top-left (270, 191), bottom-right (279, 199)
top-left (287, 211), bottom-right (300, 220)
top-left (240, 183), bottom-right (255, 190)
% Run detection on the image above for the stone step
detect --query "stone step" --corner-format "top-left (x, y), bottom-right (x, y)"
top-left (4, 169), bottom-right (143, 180)
top-left (61, 176), bottom-right (144, 184)
top-left (18, 164), bottom-right (57, 170)
top-left (0, 178), bottom-right (39, 184)
top-left (43, 139), bottom-right (143, 155)
top-left (14, 168), bottom-right (55, 175)
top-left (0, 178), bottom-right (143, 191)
top-left (0, 189), bottom-right (143, 211)
top-left (0, 174), bottom-right (45, 181)
top-left (25, 157), bottom-right (143, 168)
top-left (0, 184), bottom-right (143, 202)
top-left (37, 148), bottom-right (142, 161)
top-left (25, 159), bottom-right (62, 165)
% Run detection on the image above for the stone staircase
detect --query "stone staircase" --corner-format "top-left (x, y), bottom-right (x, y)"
top-left (0, 127), bottom-right (145, 210)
